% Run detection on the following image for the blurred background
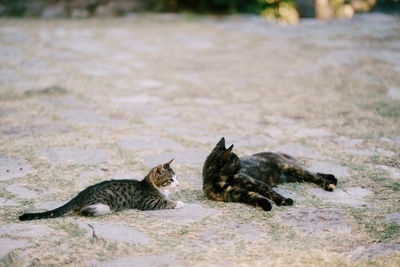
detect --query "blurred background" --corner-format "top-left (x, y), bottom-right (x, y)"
top-left (1, 0), bottom-right (399, 23)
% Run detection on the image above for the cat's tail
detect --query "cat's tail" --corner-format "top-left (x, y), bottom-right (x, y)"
top-left (19, 198), bottom-right (77, 221)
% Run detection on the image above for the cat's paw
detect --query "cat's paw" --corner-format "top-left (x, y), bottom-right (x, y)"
top-left (282, 198), bottom-right (294, 206)
top-left (323, 182), bottom-right (336, 191)
top-left (258, 199), bottom-right (272, 211)
top-left (175, 201), bottom-right (185, 209)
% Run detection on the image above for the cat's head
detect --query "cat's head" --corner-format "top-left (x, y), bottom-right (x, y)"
top-left (204, 137), bottom-right (241, 177)
top-left (149, 159), bottom-right (179, 190)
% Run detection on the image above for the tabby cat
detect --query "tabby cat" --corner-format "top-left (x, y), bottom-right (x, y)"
top-left (202, 137), bottom-right (337, 211)
top-left (19, 159), bottom-right (183, 221)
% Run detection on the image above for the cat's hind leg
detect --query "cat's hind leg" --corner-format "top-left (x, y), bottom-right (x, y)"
top-left (283, 167), bottom-right (337, 191)
top-left (80, 203), bottom-right (112, 217)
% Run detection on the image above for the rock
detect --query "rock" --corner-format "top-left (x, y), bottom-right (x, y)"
top-left (5, 184), bottom-right (40, 199)
top-left (143, 115), bottom-right (181, 125)
top-left (375, 165), bottom-right (400, 180)
top-left (142, 149), bottom-right (207, 168)
top-left (0, 197), bottom-right (18, 206)
top-left (87, 255), bottom-right (176, 267)
top-left (384, 213), bottom-right (400, 224)
top-left (279, 208), bottom-right (351, 235)
top-left (345, 148), bottom-right (395, 157)
top-left (223, 135), bottom-right (264, 148)
top-left (38, 147), bottom-right (111, 165)
top-left (309, 187), bottom-right (372, 207)
top-left (144, 203), bottom-right (220, 223)
top-left (335, 136), bottom-right (364, 147)
top-left (0, 238), bottom-right (31, 258)
top-left (59, 109), bottom-right (126, 127)
top-left (0, 224), bottom-right (52, 238)
top-left (119, 136), bottom-right (183, 151)
top-left (0, 155), bottom-right (34, 181)
top-left (380, 136), bottom-right (400, 145)
top-left (0, 124), bottom-right (70, 136)
top-left (35, 201), bottom-right (64, 211)
top-left (227, 221), bottom-right (263, 243)
top-left (110, 94), bottom-right (161, 104)
top-left (137, 79), bottom-right (163, 89)
top-left (275, 143), bottom-right (326, 159)
top-left (113, 172), bottom-right (144, 180)
top-left (76, 221), bottom-right (149, 245)
top-left (273, 187), bottom-right (302, 201)
top-left (79, 168), bottom-right (107, 180)
top-left (293, 128), bottom-right (331, 138)
top-left (307, 161), bottom-right (350, 177)
top-left (164, 127), bottom-right (205, 136)
top-left (387, 87), bottom-right (400, 100)
top-left (349, 243), bottom-right (400, 261)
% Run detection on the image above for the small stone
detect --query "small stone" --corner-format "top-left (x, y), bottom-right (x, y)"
top-left (387, 87), bottom-right (400, 100)
top-left (384, 213), bottom-right (400, 224)
top-left (142, 149), bottom-right (207, 168)
top-left (349, 243), bottom-right (400, 261)
top-left (224, 135), bottom-right (264, 148)
top-left (144, 203), bottom-right (220, 222)
top-left (279, 208), bottom-right (351, 235)
top-left (0, 224), bottom-right (52, 238)
top-left (5, 184), bottom-right (40, 199)
top-left (137, 79), bottom-right (163, 89)
top-left (113, 172), bottom-right (144, 180)
top-left (345, 149), bottom-right (375, 156)
top-left (0, 197), bottom-right (18, 206)
top-left (0, 155), bottom-right (34, 181)
top-left (273, 188), bottom-right (302, 201)
top-left (0, 238), bottom-right (31, 258)
top-left (375, 165), bottom-right (400, 180)
top-left (87, 255), bottom-right (175, 267)
top-left (143, 115), bottom-right (180, 125)
top-left (335, 136), bottom-right (364, 147)
top-left (110, 94), bottom-right (161, 104)
top-left (307, 161), bottom-right (350, 177)
top-left (119, 136), bottom-right (183, 151)
top-left (275, 143), bottom-right (326, 159)
top-left (227, 222), bottom-right (263, 243)
top-left (293, 128), bottom-right (331, 138)
top-left (76, 221), bottom-right (149, 245)
top-left (309, 187), bottom-right (372, 207)
top-left (59, 109), bottom-right (126, 127)
top-left (35, 201), bottom-right (64, 211)
top-left (38, 147), bottom-right (111, 165)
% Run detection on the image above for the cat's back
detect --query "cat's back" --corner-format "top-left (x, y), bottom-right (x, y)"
top-left (79, 179), bottom-right (143, 196)
top-left (239, 152), bottom-right (297, 184)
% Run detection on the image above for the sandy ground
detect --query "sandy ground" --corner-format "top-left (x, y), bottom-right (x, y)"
top-left (0, 13), bottom-right (400, 266)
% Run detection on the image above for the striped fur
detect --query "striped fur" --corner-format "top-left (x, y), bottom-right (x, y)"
top-left (19, 159), bottom-right (182, 221)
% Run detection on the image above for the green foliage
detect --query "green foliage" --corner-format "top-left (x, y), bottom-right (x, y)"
top-left (157, 0), bottom-right (299, 23)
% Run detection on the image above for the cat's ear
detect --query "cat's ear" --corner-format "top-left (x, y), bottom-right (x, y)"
top-left (216, 137), bottom-right (226, 149)
top-left (152, 164), bottom-right (163, 177)
top-left (222, 144), bottom-right (234, 161)
top-left (166, 158), bottom-right (174, 167)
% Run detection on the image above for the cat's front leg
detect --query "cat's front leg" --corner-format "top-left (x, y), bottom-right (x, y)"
top-left (235, 174), bottom-right (293, 206)
top-left (174, 201), bottom-right (185, 209)
top-left (140, 198), bottom-right (183, 210)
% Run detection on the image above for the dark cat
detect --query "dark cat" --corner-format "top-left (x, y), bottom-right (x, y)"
top-left (19, 159), bottom-right (183, 221)
top-left (202, 137), bottom-right (337, 211)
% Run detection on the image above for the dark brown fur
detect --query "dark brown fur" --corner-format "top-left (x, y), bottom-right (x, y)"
top-left (202, 138), bottom-right (337, 211)
top-left (19, 159), bottom-right (180, 220)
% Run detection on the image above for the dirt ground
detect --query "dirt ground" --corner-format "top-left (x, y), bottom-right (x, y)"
top-left (0, 13), bottom-right (400, 266)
